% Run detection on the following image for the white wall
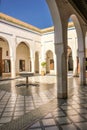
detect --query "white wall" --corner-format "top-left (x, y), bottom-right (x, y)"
top-left (0, 19), bottom-right (87, 76)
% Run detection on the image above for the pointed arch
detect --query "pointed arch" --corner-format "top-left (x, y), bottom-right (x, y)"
top-left (46, 0), bottom-right (62, 43)
top-left (68, 14), bottom-right (86, 83)
top-left (0, 36), bottom-right (11, 77)
top-left (69, 14), bottom-right (84, 51)
top-left (16, 42), bottom-right (30, 74)
top-left (46, 50), bottom-right (54, 73)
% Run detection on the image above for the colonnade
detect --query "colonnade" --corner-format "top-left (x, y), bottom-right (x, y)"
top-left (0, 0), bottom-right (87, 99)
top-left (46, 0), bottom-right (87, 98)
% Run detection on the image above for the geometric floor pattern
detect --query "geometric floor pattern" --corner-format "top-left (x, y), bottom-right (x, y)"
top-left (0, 75), bottom-right (87, 130)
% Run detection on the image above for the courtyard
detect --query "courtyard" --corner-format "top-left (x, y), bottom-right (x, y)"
top-left (0, 75), bottom-right (87, 130)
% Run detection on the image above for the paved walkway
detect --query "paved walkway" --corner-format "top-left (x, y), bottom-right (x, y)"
top-left (0, 75), bottom-right (87, 130)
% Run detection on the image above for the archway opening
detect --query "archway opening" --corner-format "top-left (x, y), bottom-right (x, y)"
top-left (67, 16), bottom-right (79, 77)
top-left (0, 37), bottom-right (10, 77)
top-left (46, 50), bottom-right (54, 74)
top-left (16, 42), bottom-right (30, 75)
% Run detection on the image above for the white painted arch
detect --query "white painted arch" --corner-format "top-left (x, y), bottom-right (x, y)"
top-left (46, 0), bottom-right (62, 43)
top-left (69, 14), bottom-right (85, 52)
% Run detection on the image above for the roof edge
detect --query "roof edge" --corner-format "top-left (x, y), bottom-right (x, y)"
top-left (0, 13), bottom-right (74, 34)
top-left (0, 13), bottom-right (41, 33)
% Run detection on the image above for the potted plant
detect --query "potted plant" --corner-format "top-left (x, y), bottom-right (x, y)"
top-left (41, 61), bottom-right (46, 76)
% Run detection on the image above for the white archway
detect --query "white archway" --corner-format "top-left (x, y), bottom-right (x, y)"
top-left (46, 0), bottom-right (62, 43)
top-left (46, 50), bottom-right (54, 74)
top-left (70, 15), bottom-right (84, 51)
top-left (68, 14), bottom-right (86, 84)
top-left (0, 37), bottom-right (11, 77)
top-left (46, 0), bottom-right (68, 98)
top-left (16, 42), bottom-right (30, 74)
top-left (67, 20), bottom-right (78, 76)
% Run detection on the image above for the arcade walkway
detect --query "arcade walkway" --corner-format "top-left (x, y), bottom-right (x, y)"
top-left (0, 75), bottom-right (87, 130)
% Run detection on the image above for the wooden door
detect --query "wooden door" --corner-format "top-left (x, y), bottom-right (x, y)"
top-left (19, 60), bottom-right (25, 71)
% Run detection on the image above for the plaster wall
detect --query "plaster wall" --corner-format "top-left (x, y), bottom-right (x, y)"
top-left (0, 19), bottom-right (87, 76)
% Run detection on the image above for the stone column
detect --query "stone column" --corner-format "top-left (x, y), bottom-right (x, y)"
top-left (54, 54), bottom-right (57, 75)
top-left (55, 43), bottom-right (67, 99)
top-left (79, 51), bottom-right (86, 85)
top-left (73, 57), bottom-right (79, 77)
top-left (31, 56), bottom-right (35, 73)
top-left (39, 57), bottom-right (42, 74)
top-left (10, 36), bottom-right (16, 79)
top-left (11, 58), bottom-right (16, 78)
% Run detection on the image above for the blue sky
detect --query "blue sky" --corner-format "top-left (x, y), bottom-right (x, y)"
top-left (0, 0), bottom-right (53, 29)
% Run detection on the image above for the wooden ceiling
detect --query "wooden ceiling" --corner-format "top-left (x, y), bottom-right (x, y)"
top-left (68, 0), bottom-right (87, 24)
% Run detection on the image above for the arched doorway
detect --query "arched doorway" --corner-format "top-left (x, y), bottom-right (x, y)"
top-left (35, 51), bottom-right (39, 73)
top-left (16, 42), bottom-right (30, 75)
top-left (0, 37), bottom-right (10, 77)
top-left (46, 50), bottom-right (54, 74)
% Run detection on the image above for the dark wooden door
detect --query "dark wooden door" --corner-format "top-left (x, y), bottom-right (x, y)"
top-left (0, 48), bottom-right (2, 76)
top-left (19, 60), bottom-right (25, 71)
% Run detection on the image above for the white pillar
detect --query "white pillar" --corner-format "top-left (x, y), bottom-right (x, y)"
top-left (40, 48), bottom-right (46, 74)
top-left (39, 57), bottom-right (42, 74)
top-left (73, 57), bottom-right (78, 76)
top-left (55, 43), bottom-right (67, 99)
top-left (10, 36), bottom-right (16, 78)
top-left (54, 54), bottom-right (57, 75)
top-left (11, 58), bottom-right (16, 78)
top-left (79, 51), bottom-right (86, 85)
top-left (31, 56), bottom-right (35, 73)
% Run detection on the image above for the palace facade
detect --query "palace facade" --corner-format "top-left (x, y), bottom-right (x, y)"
top-left (0, 13), bottom-right (86, 78)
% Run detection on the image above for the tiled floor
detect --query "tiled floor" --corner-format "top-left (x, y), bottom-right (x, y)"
top-left (0, 75), bottom-right (87, 130)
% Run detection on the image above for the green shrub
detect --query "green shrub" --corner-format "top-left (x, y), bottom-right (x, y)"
top-left (41, 61), bottom-right (46, 68)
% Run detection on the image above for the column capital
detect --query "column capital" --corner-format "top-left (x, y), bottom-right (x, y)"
top-left (78, 50), bottom-right (84, 53)
top-left (55, 42), bottom-right (63, 46)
